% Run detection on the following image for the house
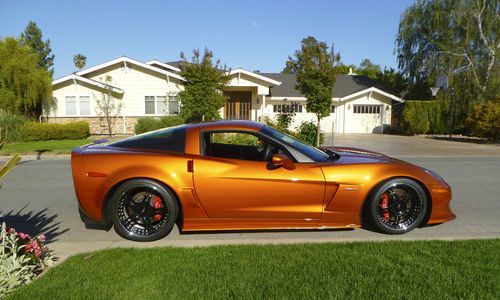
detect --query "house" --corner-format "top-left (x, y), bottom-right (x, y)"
top-left (49, 56), bottom-right (402, 135)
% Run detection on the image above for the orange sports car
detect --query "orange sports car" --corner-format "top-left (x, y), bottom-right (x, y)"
top-left (71, 120), bottom-right (455, 241)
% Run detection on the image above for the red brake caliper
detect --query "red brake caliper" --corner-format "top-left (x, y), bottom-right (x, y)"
top-left (152, 196), bottom-right (164, 221)
top-left (379, 193), bottom-right (390, 220)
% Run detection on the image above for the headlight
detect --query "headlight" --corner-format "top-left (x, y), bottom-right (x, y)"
top-left (424, 168), bottom-right (445, 181)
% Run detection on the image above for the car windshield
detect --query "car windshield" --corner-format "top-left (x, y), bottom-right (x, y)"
top-left (260, 126), bottom-right (329, 162)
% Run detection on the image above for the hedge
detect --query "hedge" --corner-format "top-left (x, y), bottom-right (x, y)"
top-left (466, 100), bottom-right (500, 141)
top-left (23, 121), bottom-right (90, 141)
top-left (401, 100), bottom-right (450, 134)
top-left (134, 116), bottom-right (185, 134)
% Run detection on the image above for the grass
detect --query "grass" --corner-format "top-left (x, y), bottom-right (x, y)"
top-left (0, 139), bottom-right (92, 155)
top-left (8, 239), bottom-right (500, 299)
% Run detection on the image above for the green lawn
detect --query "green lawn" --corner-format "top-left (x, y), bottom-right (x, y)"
top-left (0, 139), bottom-right (92, 155)
top-left (9, 239), bottom-right (500, 299)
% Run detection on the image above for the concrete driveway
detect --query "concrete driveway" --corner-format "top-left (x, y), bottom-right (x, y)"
top-left (0, 134), bottom-right (499, 260)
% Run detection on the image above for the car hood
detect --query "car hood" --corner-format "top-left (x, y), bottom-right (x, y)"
top-left (321, 146), bottom-right (398, 165)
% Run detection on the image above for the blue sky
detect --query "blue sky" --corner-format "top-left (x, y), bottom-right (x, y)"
top-left (0, 0), bottom-right (414, 79)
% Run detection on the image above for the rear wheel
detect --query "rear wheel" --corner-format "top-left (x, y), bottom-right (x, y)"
top-left (110, 179), bottom-right (178, 241)
top-left (367, 178), bottom-right (428, 234)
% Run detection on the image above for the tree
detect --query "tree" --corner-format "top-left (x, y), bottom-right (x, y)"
top-left (178, 48), bottom-right (231, 121)
top-left (396, 0), bottom-right (499, 100)
top-left (284, 36), bottom-right (340, 147)
top-left (357, 58), bottom-right (381, 78)
top-left (20, 21), bottom-right (54, 73)
top-left (73, 54), bottom-right (86, 71)
top-left (0, 37), bottom-right (52, 117)
top-left (94, 76), bottom-right (123, 136)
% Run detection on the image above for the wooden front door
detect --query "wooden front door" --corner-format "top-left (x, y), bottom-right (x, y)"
top-left (224, 91), bottom-right (251, 120)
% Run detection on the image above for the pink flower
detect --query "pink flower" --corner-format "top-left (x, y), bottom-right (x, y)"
top-left (25, 243), bottom-right (33, 253)
top-left (8, 228), bottom-right (16, 234)
top-left (19, 232), bottom-right (31, 240)
top-left (29, 240), bottom-right (42, 258)
top-left (37, 234), bottom-right (46, 242)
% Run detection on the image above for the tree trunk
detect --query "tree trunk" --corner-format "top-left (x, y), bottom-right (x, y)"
top-left (316, 114), bottom-right (321, 148)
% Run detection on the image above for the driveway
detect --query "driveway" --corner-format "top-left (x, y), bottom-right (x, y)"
top-left (0, 134), bottom-right (499, 260)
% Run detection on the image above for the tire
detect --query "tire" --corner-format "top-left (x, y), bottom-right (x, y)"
top-left (110, 179), bottom-right (178, 242)
top-left (367, 178), bottom-right (428, 234)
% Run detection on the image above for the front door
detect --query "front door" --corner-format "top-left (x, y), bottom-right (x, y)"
top-left (224, 91), bottom-right (251, 120)
top-left (193, 130), bottom-right (326, 221)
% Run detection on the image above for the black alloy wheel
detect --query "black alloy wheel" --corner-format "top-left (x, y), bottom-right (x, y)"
top-left (110, 179), bottom-right (178, 241)
top-left (367, 178), bottom-right (428, 234)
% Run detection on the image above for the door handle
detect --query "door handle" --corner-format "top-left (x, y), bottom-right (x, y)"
top-left (187, 160), bottom-right (194, 173)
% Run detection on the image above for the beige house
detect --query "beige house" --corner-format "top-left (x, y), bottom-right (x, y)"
top-left (49, 56), bottom-right (402, 134)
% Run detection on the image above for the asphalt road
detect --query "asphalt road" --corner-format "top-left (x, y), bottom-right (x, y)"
top-left (1, 153), bottom-right (499, 260)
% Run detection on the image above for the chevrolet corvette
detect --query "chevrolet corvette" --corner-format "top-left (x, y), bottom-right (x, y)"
top-left (71, 120), bottom-right (455, 241)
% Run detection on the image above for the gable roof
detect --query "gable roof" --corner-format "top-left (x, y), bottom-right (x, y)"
top-left (260, 73), bottom-right (401, 101)
top-left (230, 68), bottom-right (281, 86)
top-left (146, 59), bottom-right (181, 73)
top-left (52, 74), bottom-right (124, 94)
top-left (74, 56), bottom-right (184, 81)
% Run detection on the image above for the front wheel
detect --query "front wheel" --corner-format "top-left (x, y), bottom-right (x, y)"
top-left (110, 179), bottom-right (178, 241)
top-left (367, 178), bottom-right (428, 234)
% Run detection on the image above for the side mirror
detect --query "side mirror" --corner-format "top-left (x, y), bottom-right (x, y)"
top-left (272, 154), bottom-right (295, 170)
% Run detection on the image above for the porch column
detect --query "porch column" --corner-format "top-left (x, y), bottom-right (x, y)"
top-left (261, 94), bottom-right (266, 121)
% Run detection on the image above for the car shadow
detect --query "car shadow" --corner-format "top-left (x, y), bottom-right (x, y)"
top-left (0, 205), bottom-right (70, 243)
top-left (180, 227), bottom-right (355, 235)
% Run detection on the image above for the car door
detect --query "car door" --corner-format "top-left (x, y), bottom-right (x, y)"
top-left (193, 130), bottom-right (326, 221)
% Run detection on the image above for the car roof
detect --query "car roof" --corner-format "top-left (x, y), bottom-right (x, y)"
top-left (195, 120), bottom-right (265, 131)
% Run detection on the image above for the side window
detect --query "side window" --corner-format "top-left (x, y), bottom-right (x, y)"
top-left (203, 131), bottom-right (280, 162)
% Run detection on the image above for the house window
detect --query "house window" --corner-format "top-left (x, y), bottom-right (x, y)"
top-left (353, 104), bottom-right (382, 114)
top-left (145, 95), bottom-right (179, 115)
top-left (330, 105), bottom-right (336, 114)
top-left (156, 96), bottom-right (167, 115)
top-left (65, 96), bottom-right (77, 115)
top-left (168, 96), bottom-right (179, 115)
top-left (273, 104), bottom-right (303, 113)
top-left (79, 96), bottom-right (90, 115)
top-left (145, 96), bottom-right (156, 114)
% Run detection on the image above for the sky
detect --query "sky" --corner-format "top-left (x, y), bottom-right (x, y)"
top-left (0, 0), bottom-right (415, 79)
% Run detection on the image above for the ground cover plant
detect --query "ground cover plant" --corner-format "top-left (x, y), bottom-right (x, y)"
top-left (0, 139), bottom-right (91, 155)
top-left (9, 239), bottom-right (500, 299)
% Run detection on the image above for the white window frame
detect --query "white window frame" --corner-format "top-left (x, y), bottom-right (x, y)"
top-left (145, 95), bottom-right (179, 116)
top-left (65, 95), bottom-right (92, 116)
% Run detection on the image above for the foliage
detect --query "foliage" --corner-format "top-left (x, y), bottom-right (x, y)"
top-left (466, 100), bottom-right (500, 140)
top-left (19, 21), bottom-right (54, 73)
top-left (0, 155), bottom-right (20, 189)
top-left (284, 36), bottom-right (340, 146)
top-left (23, 121), bottom-right (89, 141)
top-left (94, 76), bottom-right (123, 136)
top-left (9, 240), bottom-right (500, 299)
top-left (295, 121), bottom-right (324, 146)
top-left (0, 223), bottom-right (55, 297)
top-left (396, 0), bottom-right (499, 101)
top-left (0, 37), bottom-right (53, 117)
top-left (211, 132), bottom-right (258, 146)
top-left (401, 101), bottom-right (431, 134)
top-left (0, 114), bottom-right (27, 143)
top-left (73, 54), bottom-right (86, 71)
top-left (134, 116), bottom-right (185, 134)
top-left (178, 48), bottom-right (231, 121)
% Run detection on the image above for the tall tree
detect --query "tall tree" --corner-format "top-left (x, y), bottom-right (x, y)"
top-left (73, 54), bottom-right (87, 71)
top-left (20, 21), bottom-right (55, 73)
top-left (357, 58), bottom-right (381, 78)
top-left (94, 76), bottom-right (123, 136)
top-left (0, 37), bottom-right (52, 117)
top-left (285, 36), bottom-right (340, 147)
top-left (178, 48), bottom-right (231, 121)
top-left (396, 0), bottom-right (499, 100)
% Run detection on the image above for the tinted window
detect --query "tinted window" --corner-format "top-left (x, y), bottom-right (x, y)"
top-left (260, 126), bottom-right (328, 162)
top-left (111, 126), bottom-right (186, 153)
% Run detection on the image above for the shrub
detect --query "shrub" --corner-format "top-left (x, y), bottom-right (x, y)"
top-left (134, 116), bottom-right (185, 134)
top-left (401, 101), bottom-right (430, 134)
top-left (295, 121), bottom-right (324, 146)
top-left (23, 121), bottom-right (89, 141)
top-left (0, 114), bottom-right (27, 143)
top-left (466, 100), bottom-right (500, 141)
top-left (0, 223), bottom-right (55, 297)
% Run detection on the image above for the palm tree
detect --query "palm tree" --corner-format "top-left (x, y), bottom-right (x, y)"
top-left (73, 54), bottom-right (87, 71)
